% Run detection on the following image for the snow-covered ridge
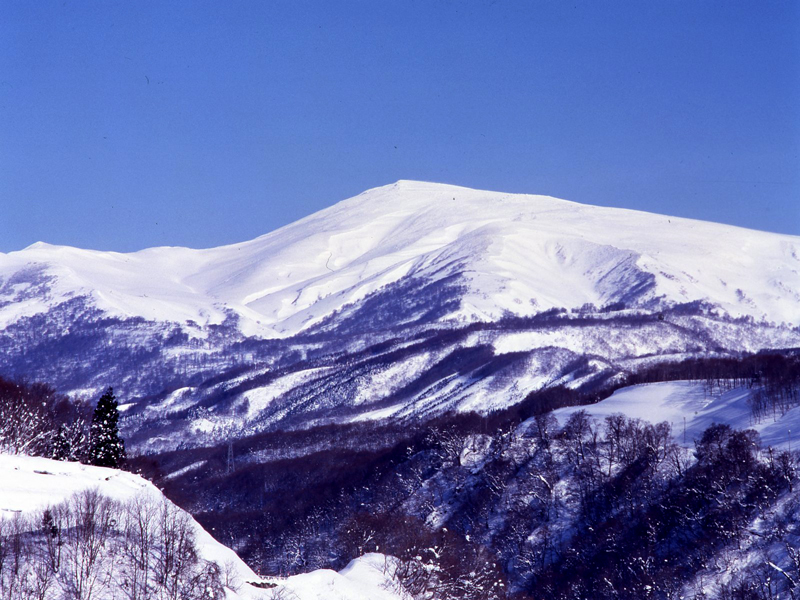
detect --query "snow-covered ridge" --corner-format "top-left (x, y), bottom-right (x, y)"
top-left (2, 180), bottom-right (798, 338)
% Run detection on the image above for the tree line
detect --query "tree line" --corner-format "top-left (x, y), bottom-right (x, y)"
top-left (628, 352), bottom-right (800, 422)
top-left (0, 377), bottom-right (125, 469)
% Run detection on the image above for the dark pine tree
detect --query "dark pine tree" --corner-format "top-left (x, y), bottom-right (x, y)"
top-left (88, 387), bottom-right (125, 468)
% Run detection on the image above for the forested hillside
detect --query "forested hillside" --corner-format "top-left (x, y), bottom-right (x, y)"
top-left (128, 352), bottom-right (800, 599)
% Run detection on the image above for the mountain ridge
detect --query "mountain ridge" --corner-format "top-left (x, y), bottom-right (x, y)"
top-left (3, 181), bottom-right (799, 337)
top-left (0, 181), bottom-right (798, 449)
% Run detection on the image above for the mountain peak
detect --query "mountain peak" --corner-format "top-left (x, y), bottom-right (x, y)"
top-left (1, 182), bottom-right (798, 340)
top-left (0, 181), bottom-right (799, 449)
top-left (23, 241), bottom-right (56, 251)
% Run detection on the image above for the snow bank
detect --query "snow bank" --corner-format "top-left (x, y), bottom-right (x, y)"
top-left (264, 554), bottom-right (406, 600)
top-left (0, 453), bottom-right (262, 597)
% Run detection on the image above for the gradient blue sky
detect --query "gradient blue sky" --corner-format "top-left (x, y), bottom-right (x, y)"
top-left (1, 0), bottom-right (798, 252)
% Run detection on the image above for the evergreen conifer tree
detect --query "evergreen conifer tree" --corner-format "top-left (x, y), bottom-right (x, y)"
top-left (88, 387), bottom-right (125, 468)
top-left (52, 424), bottom-right (71, 461)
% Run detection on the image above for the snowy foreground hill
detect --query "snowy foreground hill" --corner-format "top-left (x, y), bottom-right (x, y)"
top-left (0, 180), bottom-right (798, 451)
top-left (0, 453), bottom-right (404, 600)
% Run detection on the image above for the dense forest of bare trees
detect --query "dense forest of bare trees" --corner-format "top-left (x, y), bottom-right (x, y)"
top-left (136, 351), bottom-right (800, 600)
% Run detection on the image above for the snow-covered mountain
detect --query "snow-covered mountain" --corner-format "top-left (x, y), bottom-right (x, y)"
top-left (3, 181), bottom-right (799, 333)
top-left (3, 182), bottom-right (800, 600)
top-left (0, 181), bottom-right (798, 449)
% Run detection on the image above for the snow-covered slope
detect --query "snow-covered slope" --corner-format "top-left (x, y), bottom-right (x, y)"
top-left (550, 380), bottom-right (799, 450)
top-left (264, 554), bottom-right (406, 600)
top-left (0, 453), bottom-right (263, 598)
top-left (0, 454), bottom-right (405, 600)
top-left (1, 181), bottom-right (798, 447)
top-left (2, 180), bottom-right (798, 336)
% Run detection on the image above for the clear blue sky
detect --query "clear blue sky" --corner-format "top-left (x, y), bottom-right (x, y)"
top-left (1, 0), bottom-right (798, 252)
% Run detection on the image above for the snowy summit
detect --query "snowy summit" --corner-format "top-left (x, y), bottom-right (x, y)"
top-left (2, 181), bottom-right (798, 338)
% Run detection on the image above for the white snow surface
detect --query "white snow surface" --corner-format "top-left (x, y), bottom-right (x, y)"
top-left (266, 553), bottom-right (407, 600)
top-left (0, 453), bottom-right (266, 598)
top-left (2, 181), bottom-right (798, 337)
top-left (550, 381), bottom-right (800, 450)
top-left (0, 454), bottom-right (405, 600)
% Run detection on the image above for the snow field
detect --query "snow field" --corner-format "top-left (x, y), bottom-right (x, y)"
top-left (550, 380), bottom-right (800, 450)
